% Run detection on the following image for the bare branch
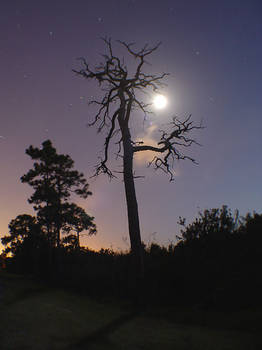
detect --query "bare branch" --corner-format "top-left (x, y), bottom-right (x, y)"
top-left (73, 39), bottom-right (175, 178)
top-left (134, 116), bottom-right (203, 181)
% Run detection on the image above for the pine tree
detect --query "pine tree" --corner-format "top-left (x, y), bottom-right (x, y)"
top-left (21, 140), bottom-right (96, 272)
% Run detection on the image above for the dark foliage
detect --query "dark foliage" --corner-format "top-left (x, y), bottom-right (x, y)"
top-left (1, 140), bottom-right (96, 276)
top-left (3, 206), bottom-right (262, 310)
top-left (21, 140), bottom-right (96, 250)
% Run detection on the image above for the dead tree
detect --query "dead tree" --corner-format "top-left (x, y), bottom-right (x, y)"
top-left (73, 39), bottom-right (202, 293)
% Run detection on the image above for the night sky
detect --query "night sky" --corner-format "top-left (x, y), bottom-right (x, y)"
top-left (1, 0), bottom-right (261, 252)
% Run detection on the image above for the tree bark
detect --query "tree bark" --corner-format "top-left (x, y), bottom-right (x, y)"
top-left (122, 127), bottom-right (144, 296)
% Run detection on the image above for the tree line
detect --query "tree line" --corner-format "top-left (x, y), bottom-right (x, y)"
top-left (1, 141), bottom-right (261, 309)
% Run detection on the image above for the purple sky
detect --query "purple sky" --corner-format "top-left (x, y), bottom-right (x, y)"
top-left (1, 0), bottom-right (262, 252)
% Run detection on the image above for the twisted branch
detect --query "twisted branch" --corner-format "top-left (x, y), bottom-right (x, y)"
top-left (74, 39), bottom-right (202, 180)
top-left (73, 38), bottom-right (169, 177)
top-left (133, 116), bottom-right (203, 181)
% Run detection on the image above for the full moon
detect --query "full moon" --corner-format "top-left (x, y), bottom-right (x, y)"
top-left (153, 94), bottom-right (168, 109)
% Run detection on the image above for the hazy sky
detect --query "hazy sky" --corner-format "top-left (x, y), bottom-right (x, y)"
top-left (1, 0), bottom-right (261, 252)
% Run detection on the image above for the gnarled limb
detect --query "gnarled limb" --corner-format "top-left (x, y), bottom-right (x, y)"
top-left (133, 116), bottom-right (203, 181)
top-left (73, 38), bottom-right (168, 176)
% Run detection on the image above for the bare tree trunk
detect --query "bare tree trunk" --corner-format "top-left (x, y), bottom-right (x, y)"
top-left (46, 205), bottom-right (53, 275)
top-left (55, 184), bottom-right (62, 277)
top-left (122, 128), bottom-right (144, 299)
top-left (77, 230), bottom-right (80, 250)
top-left (56, 229), bottom-right (63, 277)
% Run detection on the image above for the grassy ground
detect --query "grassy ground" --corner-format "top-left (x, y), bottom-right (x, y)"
top-left (0, 271), bottom-right (261, 350)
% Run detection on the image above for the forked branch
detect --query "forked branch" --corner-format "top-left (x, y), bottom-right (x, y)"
top-left (73, 38), bottom-right (169, 177)
top-left (133, 116), bottom-right (203, 181)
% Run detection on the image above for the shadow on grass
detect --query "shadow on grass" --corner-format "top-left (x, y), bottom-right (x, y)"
top-left (0, 272), bottom-right (49, 306)
top-left (67, 309), bottom-right (142, 349)
top-left (2, 281), bottom-right (48, 307)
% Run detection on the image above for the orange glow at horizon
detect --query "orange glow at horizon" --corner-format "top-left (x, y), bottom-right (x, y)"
top-left (0, 221), bottom-right (126, 254)
top-left (0, 188), bottom-right (130, 254)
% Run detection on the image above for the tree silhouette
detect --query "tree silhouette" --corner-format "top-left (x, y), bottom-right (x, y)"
top-left (61, 203), bottom-right (96, 250)
top-left (177, 206), bottom-right (239, 242)
top-left (20, 140), bottom-right (96, 272)
top-left (1, 214), bottom-right (47, 273)
top-left (74, 39), bottom-right (201, 291)
top-left (1, 214), bottom-right (42, 255)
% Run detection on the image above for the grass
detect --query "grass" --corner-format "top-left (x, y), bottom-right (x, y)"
top-left (0, 271), bottom-right (261, 350)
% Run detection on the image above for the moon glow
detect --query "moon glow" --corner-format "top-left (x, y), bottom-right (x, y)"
top-left (153, 94), bottom-right (168, 109)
